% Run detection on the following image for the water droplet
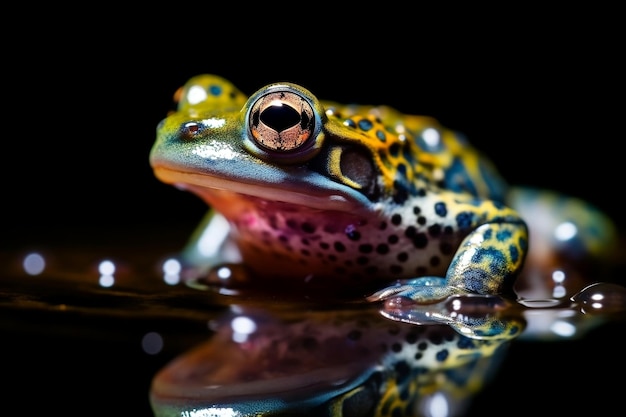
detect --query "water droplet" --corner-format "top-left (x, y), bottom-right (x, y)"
top-left (571, 282), bottom-right (626, 315)
top-left (444, 294), bottom-right (508, 317)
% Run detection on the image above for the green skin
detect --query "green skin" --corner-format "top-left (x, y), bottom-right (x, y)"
top-left (149, 74), bottom-right (617, 416)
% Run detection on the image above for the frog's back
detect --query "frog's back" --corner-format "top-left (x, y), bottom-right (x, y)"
top-left (319, 101), bottom-right (509, 206)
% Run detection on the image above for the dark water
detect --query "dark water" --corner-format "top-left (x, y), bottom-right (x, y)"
top-left (1, 238), bottom-right (624, 417)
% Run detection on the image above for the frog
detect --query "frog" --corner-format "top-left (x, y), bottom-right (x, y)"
top-left (148, 74), bottom-right (618, 417)
top-left (149, 74), bottom-right (617, 306)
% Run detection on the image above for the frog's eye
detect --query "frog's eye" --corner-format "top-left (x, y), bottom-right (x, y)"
top-left (245, 87), bottom-right (324, 163)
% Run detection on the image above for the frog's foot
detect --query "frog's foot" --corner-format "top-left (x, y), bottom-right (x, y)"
top-left (369, 278), bottom-right (524, 339)
top-left (367, 277), bottom-right (464, 304)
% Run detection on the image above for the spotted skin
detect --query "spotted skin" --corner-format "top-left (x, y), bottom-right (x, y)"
top-left (150, 75), bottom-right (534, 301)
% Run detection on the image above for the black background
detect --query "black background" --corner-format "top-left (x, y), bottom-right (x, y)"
top-left (2, 9), bottom-right (625, 417)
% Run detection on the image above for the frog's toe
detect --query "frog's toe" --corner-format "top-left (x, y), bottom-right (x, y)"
top-left (367, 277), bottom-right (455, 304)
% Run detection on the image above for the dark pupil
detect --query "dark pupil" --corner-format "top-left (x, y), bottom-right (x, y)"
top-left (260, 104), bottom-right (300, 132)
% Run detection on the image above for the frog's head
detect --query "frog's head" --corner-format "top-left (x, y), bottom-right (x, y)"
top-left (150, 74), bottom-right (427, 216)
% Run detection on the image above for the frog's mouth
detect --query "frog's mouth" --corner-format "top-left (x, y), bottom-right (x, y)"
top-left (152, 165), bottom-right (374, 213)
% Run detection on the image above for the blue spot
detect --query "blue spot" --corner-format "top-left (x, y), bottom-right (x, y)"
top-left (457, 268), bottom-right (490, 292)
top-left (376, 129), bottom-right (386, 141)
top-left (436, 349), bottom-right (449, 362)
top-left (434, 202), bottom-right (447, 217)
top-left (471, 248), bottom-right (507, 276)
top-left (509, 244), bottom-right (519, 263)
top-left (456, 211), bottom-right (474, 229)
top-left (519, 236), bottom-right (528, 251)
top-left (208, 84), bottom-right (222, 96)
top-left (496, 228), bottom-right (512, 242)
top-left (344, 119), bottom-right (357, 128)
top-left (483, 228), bottom-right (493, 240)
top-left (457, 336), bottom-right (476, 349)
top-left (358, 119), bottom-right (373, 131)
top-left (443, 158), bottom-right (478, 196)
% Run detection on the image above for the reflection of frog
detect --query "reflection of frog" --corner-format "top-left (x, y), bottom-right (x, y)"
top-left (150, 74), bottom-right (616, 303)
top-left (151, 304), bottom-right (519, 417)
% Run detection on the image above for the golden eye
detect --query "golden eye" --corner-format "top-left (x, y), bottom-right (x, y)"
top-left (248, 90), bottom-right (315, 152)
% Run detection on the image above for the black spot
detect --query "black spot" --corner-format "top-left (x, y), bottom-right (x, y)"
top-left (359, 244), bottom-right (373, 253)
top-left (391, 343), bottom-right (402, 352)
top-left (412, 233), bottom-right (428, 248)
top-left (439, 241), bottom-right (454, 255)
top-left (389, 143), bottom-right (401, 157)
top-left (413, 206), bottom-right (421, 215)
top-left (334, 242), bottom-right (346, 252)
top-left (429, 332), bottom-right (444, 345)
top-left (405, 226), bottom-right (416, 238)
top-left (391, 214), bottom-right (402, 225)
top-left (301, 222), bottom-right (316, 233)
top-left (430, 256), bottom-right (440, 266)
top-left (387, 234), bottom-right (399, 244)
top-left (414, 352), bottom-right (423, 360)
top-left (405, 332), bottom-right (418, 344)
top-left (428, 224), bottom-right (442, 237)
top-left (393, 180), bottom-right (409, 204)
top-left (319, 242), bottom-right (330, 250)
top-left (286, 219), bottom-right (298, 229)
top-left (379, 221), bottom-right (388, 230)
top-left (376, 244), bottom-right (389, 254)
top-left (417, 342), bottom-right (428, 350)
top-left (394, 360), bottom-right (411, 382)
top-left (301, 249), bottom-right (311, 256)
top-left (444, 225), bottom-right (454, 235)
top-left (356, 256), bottom-right (369, 265)
top-left (397, 252), bottom-right (409, 262)
top-left (278, 235), bottom-right (289, 243)
top-left (328, 254), bottom-right (337, 261)
top-left (416, 216), bottom-right (427, 225)
top-left (301, 238), bottom-right (310, 246)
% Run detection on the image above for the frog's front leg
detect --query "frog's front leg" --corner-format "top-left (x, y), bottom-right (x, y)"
top-left (178, 210), bottom-right (243, 282)
top-left (371, 205), bottom-right (528, 304)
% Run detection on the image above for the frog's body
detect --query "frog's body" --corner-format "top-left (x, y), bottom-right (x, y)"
top-left (150, 74), bottom-right (615, 302)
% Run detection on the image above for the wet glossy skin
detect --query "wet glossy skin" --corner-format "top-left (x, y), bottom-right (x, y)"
top-left (149, 75), bottom-right (618, 416)
top-left (149, 74), bottom-right (616, 302)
